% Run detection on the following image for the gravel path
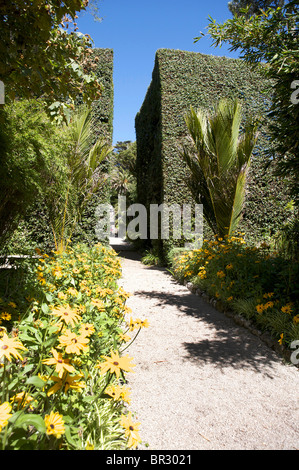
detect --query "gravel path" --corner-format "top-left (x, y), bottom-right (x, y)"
top-left (117, 250), bottom-right (299, 451)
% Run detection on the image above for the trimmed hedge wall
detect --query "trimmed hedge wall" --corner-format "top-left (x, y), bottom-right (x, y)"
top-left (73, 48), bottom-right (114, 246)
top-left (135, 49), bottom-right (291, 258)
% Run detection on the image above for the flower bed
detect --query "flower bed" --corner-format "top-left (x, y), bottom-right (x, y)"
top-left (171, 235), bottom-right (299, 354)
top-left (0, 243), bottom-right (148, 450)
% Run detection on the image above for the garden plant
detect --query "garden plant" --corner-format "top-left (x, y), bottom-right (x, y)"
top-left (0, 243), bottom-right (148, 450)
top-left (170, 233), bottom-right (299, 351)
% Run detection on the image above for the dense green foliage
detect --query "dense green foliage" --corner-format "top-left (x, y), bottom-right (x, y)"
top-left (0, 1), bottom-right (101, 122)
top-left (227, 0), bottom-right (287, 16)
top-left (0, 99), bottom-right (69, 249)
top-left (1, 48), bottom-right (114, 255)
top-left (135, 49), bottom-right (291, 259)
top-left (201, 1), bottom-right (299, 204)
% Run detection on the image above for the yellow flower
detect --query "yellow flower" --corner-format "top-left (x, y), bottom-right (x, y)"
top-left (11, 392), bottom-right (35, 410)
top-left (264, 301), bottom-right (274, 310)
top-left (52, 266), bottom-right (63, 278)
top-left (0, 402), bottom-right (12, 431)
top-left (79, 323), bottom-right (95, 337)
top-left (0, 333), bottom-right (27, 362)
top-left (120, 412), bottom-right (141, 449)
top-left (293, 315), bottom-right (299, 324)
top-left (225, 264), bottom-right (233, 270)
top-left (263, 292), bottom-right (274, 299)
top-left (227, 296), bottom-right (233, 302)
top-left (0, 326), bottom-right (7, 337)
top-left (217, 270), bottom-right (225, 278)
top-left (42, 348), bottom-right (75, 378)
top-left (66, 287), bottom-right (78, 297)
top-left (256, 304), bottom-right (264, 314)
top-left (106, 384), bottom-right (123, 400)
top-left (58, 330), bottom-right (89, 355)
top-left (134, 318), bottom-right (150, 329)
top-left (91, 298), bottom-right (105, 311)
top-left (44, 411), bottom-right (65, 439)
top-left (97, 350), bottom-right (135, 379)
top-left (1, 312), bottom-right (11, 321)
top-left (278, 333), bottom-right (284, 345)
top-left (50, 304), bottom-right (81, 328)
top-left (8, 302), bottom-right (16, 308)
top-left (281, 304), bottom-right (293, 314)
top-left (47, 373), bottom-right (85, 396)
top-left (57, 292), bottom-right (67, 300)
top-left (119, 333), bottom-right (131, 343)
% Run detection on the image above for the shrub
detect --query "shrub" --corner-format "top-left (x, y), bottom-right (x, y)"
top-left (171, 234), bottom-right (299, 348)
top-left (0, 243), bottom-right (148, 450)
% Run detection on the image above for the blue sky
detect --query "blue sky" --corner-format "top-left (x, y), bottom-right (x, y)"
top-left (76, 0), bottom-right (239, 145)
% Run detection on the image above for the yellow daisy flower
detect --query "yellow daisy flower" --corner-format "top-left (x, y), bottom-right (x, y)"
top-left (44, 411), bottom-right (65, 439)
top-left (50, 304), bottom-right (81, 328)
top-left (47, 373), bottom-right (85, 396)
top-left (58, 330), bottom-right (89, 355)
top-left (11, 392), bottom-right (35, 410)
top-left (0, 402), bottom-right (12, 431)
top-left (97, 350), bottom-right (135, 379)
top-left (120, 412), bottom-right (141, 449)
top-left (0, 333), bottom-right (27, 362)
top-left (42, 348), bottom-right (75, 378)
top-left (79, 323), bottom-right (95, 337)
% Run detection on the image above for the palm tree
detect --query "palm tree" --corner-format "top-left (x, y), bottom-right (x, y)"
top-left (181, 99), bottom-right (259, 238)
top-left (46, 106), bottom-right (112, 252)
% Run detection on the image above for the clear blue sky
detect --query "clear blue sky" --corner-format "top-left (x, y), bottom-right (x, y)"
top-left (76, 0), bottom-right (239, 145)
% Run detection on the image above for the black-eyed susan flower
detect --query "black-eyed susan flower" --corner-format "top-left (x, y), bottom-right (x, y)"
top-left (47, 373), bottom-right (85, 396)
top-left (225, 264), bottom-right (233, 270)
top-left (44, 411), bottom-right (65, 439)
top-left (281, 304), bottom-right (293, 314)
top-left (50, 304), bottom-right (81, 328)
top-left (79, 323), bottom-right (95, 337)
top-left (134, 318), bottom-right (149, 329)
top-left (58, 330), bottom-right (89, 355)
top-left (97, 350), bottom-right (135, 379)
top-left (120, 412), bottom-right (141, 449)
top-left (106, 384), bottom-right (123, 400)
top-left (42, 348), bottom-right (75, 378)
top-left (0, 402), bottom-right (12, 431)
top-left (0, 333), bottom-right (27, 362)
top-left (11, 392), bottom-right (35, 410)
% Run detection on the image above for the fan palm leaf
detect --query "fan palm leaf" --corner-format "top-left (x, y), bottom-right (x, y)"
top-left (182, 99), bottom-right (258, 237)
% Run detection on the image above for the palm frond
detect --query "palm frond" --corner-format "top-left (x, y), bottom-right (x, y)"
top-left (181, 98), bottom-right (258, 237)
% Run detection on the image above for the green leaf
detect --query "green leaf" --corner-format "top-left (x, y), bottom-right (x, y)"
top-left (26, 375), bottom-right (46, 389)
top-left (41, 303), bottom-right (49, 314)
top-left (13, 413), bottom-right (46, 434)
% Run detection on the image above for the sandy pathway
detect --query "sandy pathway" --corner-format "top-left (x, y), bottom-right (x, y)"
top-left (117, 251), bottom-right (298, 450)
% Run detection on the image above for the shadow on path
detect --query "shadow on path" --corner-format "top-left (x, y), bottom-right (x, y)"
top-left (133, 286), bottom-right (283, 375)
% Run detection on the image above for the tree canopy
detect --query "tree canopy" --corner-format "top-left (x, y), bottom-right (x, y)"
top-left (0, 1), bottom-right (101, 121)
top-left (228, 0), bottom-right (287, 16)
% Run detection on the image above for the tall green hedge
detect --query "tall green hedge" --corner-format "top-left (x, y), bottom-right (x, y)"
top-left (135, 49), bottom-right (291, 258)
top-left (73, 48), bottom-right (114, 246)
